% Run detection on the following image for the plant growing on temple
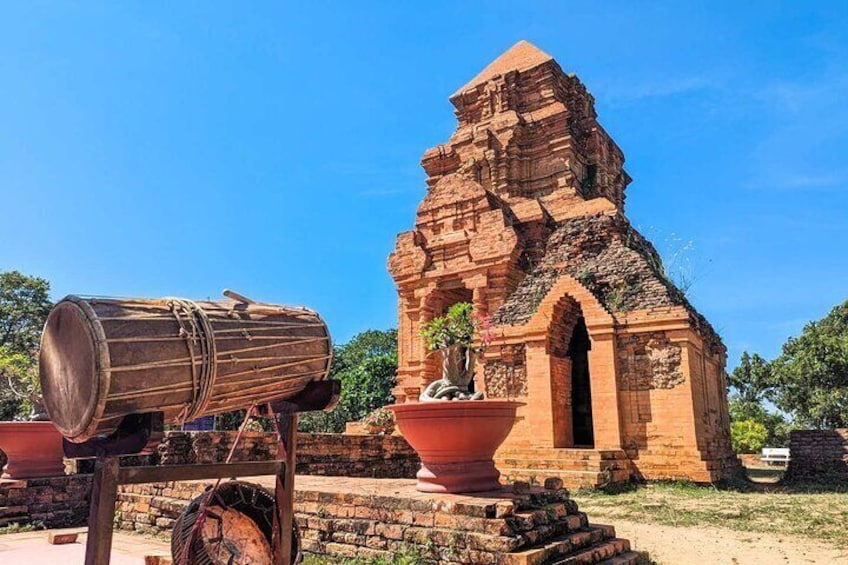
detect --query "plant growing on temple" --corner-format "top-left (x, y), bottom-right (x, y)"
top-left (418, 302), bottom-right (489, 401)
top-left (0, 271), bottom-right (52, 420)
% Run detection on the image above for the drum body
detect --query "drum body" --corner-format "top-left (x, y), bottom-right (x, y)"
top-left (39, 296), bottom-right (332, 443)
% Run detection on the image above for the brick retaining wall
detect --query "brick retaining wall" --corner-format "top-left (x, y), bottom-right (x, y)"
top-left (0, 475), bottom-right (90, 528)
top-left (785, 429), bottom-right (848, 480)
top-left (1, 432), bottom-right (418, 530)
top-left (69, 431), bottom-right (418, 478)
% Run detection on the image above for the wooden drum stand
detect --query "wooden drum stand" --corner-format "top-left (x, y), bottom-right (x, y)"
top-left (65, 380), bottom-right (340, 565)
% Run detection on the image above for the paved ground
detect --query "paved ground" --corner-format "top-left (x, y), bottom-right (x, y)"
top-left (0, 528), bottom-right (170, 564)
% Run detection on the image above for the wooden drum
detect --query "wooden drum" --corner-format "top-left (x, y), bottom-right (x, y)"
top-left (39, 295), bottom-right (332, 443)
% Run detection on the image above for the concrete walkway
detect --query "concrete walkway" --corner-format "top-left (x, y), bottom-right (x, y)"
top-left (0, 528), bottom-right (170, 564)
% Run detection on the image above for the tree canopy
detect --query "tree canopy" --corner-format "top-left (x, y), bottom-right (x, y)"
top-left (769, 299), bottom-right (848, 429)
top-left (729, 298), bottom-right (848, 438)
top-left (298, 329), bottom-right (397, 433)
top-left (0, 271), bottom-right (52, 420)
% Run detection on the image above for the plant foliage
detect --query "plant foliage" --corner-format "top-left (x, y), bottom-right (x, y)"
top-left (769, 299), bottom-right (848, 429)
top-left (728, 298), bottom-right (848, 434)
top-left (297, 329), bottom-right (397, 434)
top-left (419, 302), bottom-right (476, 351)
top-left (0, 271), bottom-right (52, 420)
top-left (730, 419), bottom-right (769, 453)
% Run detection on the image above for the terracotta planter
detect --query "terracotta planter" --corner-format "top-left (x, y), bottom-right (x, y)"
top-left (388, 400), bottom-right (523, 493)
top-left (0, 421), bottom-right (66, 479)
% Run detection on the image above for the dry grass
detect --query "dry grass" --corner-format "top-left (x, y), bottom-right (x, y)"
top-left (574, 477), bottom-right (848, 548)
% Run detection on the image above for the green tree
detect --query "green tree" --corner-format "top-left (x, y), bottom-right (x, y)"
top-left (769, 299), bottom-right (848, 429)
top-left (0, 271), bottom-right (52, 420)
top-left (728, 351), bottom-right (790, 447)
top-left (728, 351), bottom-right (772, 404)
top-left (730, 419), bottom-right (769, 453)
top-left (728, 396), bottom-right (790, 448)
top-left (298, 329), bottom-right (397, 433)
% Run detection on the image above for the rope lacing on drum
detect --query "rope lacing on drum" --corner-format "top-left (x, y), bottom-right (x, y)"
top-left (167, 298), bottom-right (218, 424)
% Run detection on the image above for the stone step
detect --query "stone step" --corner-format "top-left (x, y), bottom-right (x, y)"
top-left (600, 551), bottom-right (641, 564)
top-left (499, 468), bottom-right (627, 490)
top-left (548, 537), bottom-right (632, 564)
top-left (498, 458), bottom-right (629, 471)
top-left (507, 511), bottom-right (589, 538)
top-left (502, 525), bottom-right (614, 565)
top-left (498, 449), bottom-right (628, 461)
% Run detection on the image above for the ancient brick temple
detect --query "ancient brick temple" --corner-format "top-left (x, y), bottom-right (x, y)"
top-left (388, 41), bottom-right (738, 485)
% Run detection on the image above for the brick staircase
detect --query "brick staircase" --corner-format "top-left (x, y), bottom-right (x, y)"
top-left (496, 448), bottom-right (632, 490)
top-left (500, 513), bottom-right (637, 565)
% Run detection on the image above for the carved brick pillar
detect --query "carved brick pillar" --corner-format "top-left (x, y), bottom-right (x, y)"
top-left (550, 355), bottom-right (573, 448)
top-left (524, 339), bottom-right (556, 448)
top-left (471, 279), bottom-right (489, 317)
top-left (587, 331), bottom-right (623, 449)
top-left (418, 295), bottom-right (440, 393)
top-left (394, 289), bottom-right (423, 403)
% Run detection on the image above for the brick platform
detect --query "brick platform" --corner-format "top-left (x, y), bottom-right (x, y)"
top-left (116, 476), bottom-right (637, 564)
top-left (495, 448), bottom-right (631, 490)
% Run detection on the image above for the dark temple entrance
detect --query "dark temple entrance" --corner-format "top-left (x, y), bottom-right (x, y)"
top-left (568, 317), bottom-right (594, 447)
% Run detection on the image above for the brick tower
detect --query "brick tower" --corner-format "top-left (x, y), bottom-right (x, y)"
top-left (388, 41), bottom-right (738, 485)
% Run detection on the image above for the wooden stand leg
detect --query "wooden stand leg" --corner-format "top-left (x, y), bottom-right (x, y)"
top-left (273, 409), bottom-right (297, 565)
top-left (85, 457), bottom-right (120, 565)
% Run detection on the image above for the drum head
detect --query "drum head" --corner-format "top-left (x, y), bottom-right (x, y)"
top-left (200, 506), bottom-right (273, 564)
top-left (172, 481), bottom-right (300, 565)
top-left (39, 301), bottom-right (100, 440)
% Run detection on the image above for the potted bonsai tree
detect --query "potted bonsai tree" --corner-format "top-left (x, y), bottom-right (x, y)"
top-left (389, 302), bottom-right (523, 493)
top-left (418, 302), bottom-right (485, 401)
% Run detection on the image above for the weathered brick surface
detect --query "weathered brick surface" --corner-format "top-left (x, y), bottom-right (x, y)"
top-left (70, 431), bottom-right (419, 478)
top-left (1, 432), bottom-right (417, 530)
top-left (114, 476), bottom-right (635, 564)
top-left (3, 472), bottom-right (636, 563)
top-left (785, 429), bottom-right (848, 480)
top-left (0, 475), bottom-right (90, 528)
top-left (387, 40), bottom-right (737, 484)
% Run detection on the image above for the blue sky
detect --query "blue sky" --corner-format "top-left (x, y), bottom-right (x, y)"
top-left (1, 2), bottom-right (846, 368)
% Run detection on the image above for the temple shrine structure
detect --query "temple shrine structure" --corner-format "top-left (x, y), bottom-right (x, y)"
top-left (388, 41), bottom-right (739, 486)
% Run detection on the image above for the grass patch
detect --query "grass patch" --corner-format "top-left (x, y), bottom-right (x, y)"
top-left (574, 478), bottom-right (848, 547)
top-left (302, 547), bottom-right (431, 565)
top-left (0, 521), bottom-right (44, 535)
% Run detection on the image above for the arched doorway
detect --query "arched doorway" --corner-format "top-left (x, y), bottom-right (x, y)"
top-left (568, 317), bottom-right (594, 447)
top-left (548, 295), bottom-right (596, 449)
